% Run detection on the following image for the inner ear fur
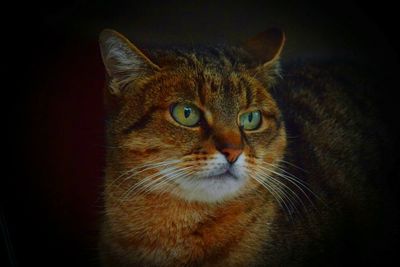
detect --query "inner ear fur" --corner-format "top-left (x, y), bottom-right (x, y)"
top-left (242, 28), bottom-right (285, 85)
top-left (242, 27), bottom-right (285, 66)
top-left (99, 29), bottom-right (160, 96)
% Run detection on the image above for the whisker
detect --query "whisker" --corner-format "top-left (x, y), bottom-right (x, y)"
top-left (257, 171), bottom-right (304, 215)
top-left (257, 163), bottom-right (318, 208)
top-left (120, 171), bottom-right (166, 201)
top-left (141, 166), bottom-right (194, 195)
top-left (277, 159), bottom-right (308, 173)
top-left (121, 159), bottom-right (180, 180)
top-left (248, 172), bottom-right (293, 219)
top-left (122, 166), bottom-right (194, 200)
top-left (110, 159), bottom-right (180, 189)
top-left (264, 162), bottom-right (316, 196)
top-left (254, 167), bottom-right (302, 213)
top-left (152, 169), bottom-right (196, 196)
top-left (121, 168), bottom-right (177, 200)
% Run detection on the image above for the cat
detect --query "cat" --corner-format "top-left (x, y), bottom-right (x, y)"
top-left (98, 28), bottom-right (389, 266)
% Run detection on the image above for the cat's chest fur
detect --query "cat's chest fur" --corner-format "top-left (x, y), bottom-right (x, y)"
top-left (102, 193), bottom-right (275, 266)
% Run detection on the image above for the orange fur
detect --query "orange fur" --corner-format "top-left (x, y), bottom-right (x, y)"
top-left (99, 28), bottom-right (288, 266)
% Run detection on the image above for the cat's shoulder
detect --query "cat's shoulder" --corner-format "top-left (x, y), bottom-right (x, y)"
top-left (277, 56), bottom-right (378, 111)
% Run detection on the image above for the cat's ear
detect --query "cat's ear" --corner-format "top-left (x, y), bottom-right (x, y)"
top-left (99, 29), bottom-right (160, 96)
top-left (242, 28), bottom-right (285, 85)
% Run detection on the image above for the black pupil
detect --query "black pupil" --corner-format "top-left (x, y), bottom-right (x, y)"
top-left (184, 107), bottom-right (191, 118)
top-left (248, 112), bottom-right (253, 122)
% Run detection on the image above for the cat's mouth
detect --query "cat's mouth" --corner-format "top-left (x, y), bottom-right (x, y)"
top-left (204, 169), bottom-right (238, 180)
top-left (173, 162), bottom-right (246, 202)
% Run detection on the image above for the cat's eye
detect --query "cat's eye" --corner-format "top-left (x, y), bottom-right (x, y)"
top-left (171, 103), bottom-right (201, 127)
top-left (239, 110), bottom-right (262, 130)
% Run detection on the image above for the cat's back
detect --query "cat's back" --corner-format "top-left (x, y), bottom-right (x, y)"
top-left (277, 59), bottom-right (388, 187)
top-left (273, 59), bottom-right (395, 265)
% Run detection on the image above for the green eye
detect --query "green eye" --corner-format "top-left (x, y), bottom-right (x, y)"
top-left (171, 103), bottom-right (201, 127)
top-left (239, 110), bottom-right (262, 130)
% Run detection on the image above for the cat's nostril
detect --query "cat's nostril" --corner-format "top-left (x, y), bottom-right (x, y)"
top-left (221, 147), bottom-right (242, 164)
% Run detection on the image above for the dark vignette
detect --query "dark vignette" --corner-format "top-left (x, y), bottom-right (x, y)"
top-left (3, 1), bottom-right (399, 266)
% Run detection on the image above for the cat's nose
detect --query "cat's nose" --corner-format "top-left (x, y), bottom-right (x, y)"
top-left (220, 147), bottom-right (243, 164)
top-left (213, 128), bottom-right (243, 164)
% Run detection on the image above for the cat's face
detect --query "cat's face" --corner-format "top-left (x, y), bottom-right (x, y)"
top-left (100, 29), bottom-right (287, 203)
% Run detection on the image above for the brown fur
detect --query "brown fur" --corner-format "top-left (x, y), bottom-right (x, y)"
top-left (98, 28), bottom-right (384, 266)
top-left (98, 28), bottom-right (288, 266)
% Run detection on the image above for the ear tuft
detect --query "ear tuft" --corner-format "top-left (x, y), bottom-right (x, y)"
top-left (243, 28), bottom-right (285, 85)
top-left (99, 29), bottom-right (160, 95)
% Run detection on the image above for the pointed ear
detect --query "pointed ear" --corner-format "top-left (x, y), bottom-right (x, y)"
top-left (99, 29), bottom-right (160, 96)
top-left (242, 28), bottom-right (285, 85)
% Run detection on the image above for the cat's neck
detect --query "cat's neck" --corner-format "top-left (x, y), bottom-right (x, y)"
top-left (115, 192), bottom-right (256, 228)
top-left (105, 191), bottom-right (275, 266)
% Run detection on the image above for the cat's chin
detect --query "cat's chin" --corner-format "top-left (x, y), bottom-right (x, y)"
top-left (173, 172), bottom-right (247, 203)
top-left (205, 172), bottom-right (237, 181)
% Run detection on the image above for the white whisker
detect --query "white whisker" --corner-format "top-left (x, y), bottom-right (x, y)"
top-left (248, 172), bottom-right (293, 218)
top-left (278, 159), bottom-right (308, 173)
top-left (109, 159), bottom-right (180, 189)
top-left (257, 163), bottom-right (317, 208)
top-left (257, 171), bottom-right (303, 215)
top-left (121, 165), bottom-right (194, 201)
top-left (152, 169), bottom-right (196, 196)
top-left (140, 166), bottom-right (194, 195)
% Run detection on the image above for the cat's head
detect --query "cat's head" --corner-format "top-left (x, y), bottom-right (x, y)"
top-left (99, 29), bottom-right (287, 203)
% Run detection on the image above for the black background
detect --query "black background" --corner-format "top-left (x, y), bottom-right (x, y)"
top-left (2, 1), bottom-right (399, 266)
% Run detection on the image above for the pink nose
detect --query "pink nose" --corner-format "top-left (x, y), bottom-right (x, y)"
top-left (220, 147), bottom-right (242, 164)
